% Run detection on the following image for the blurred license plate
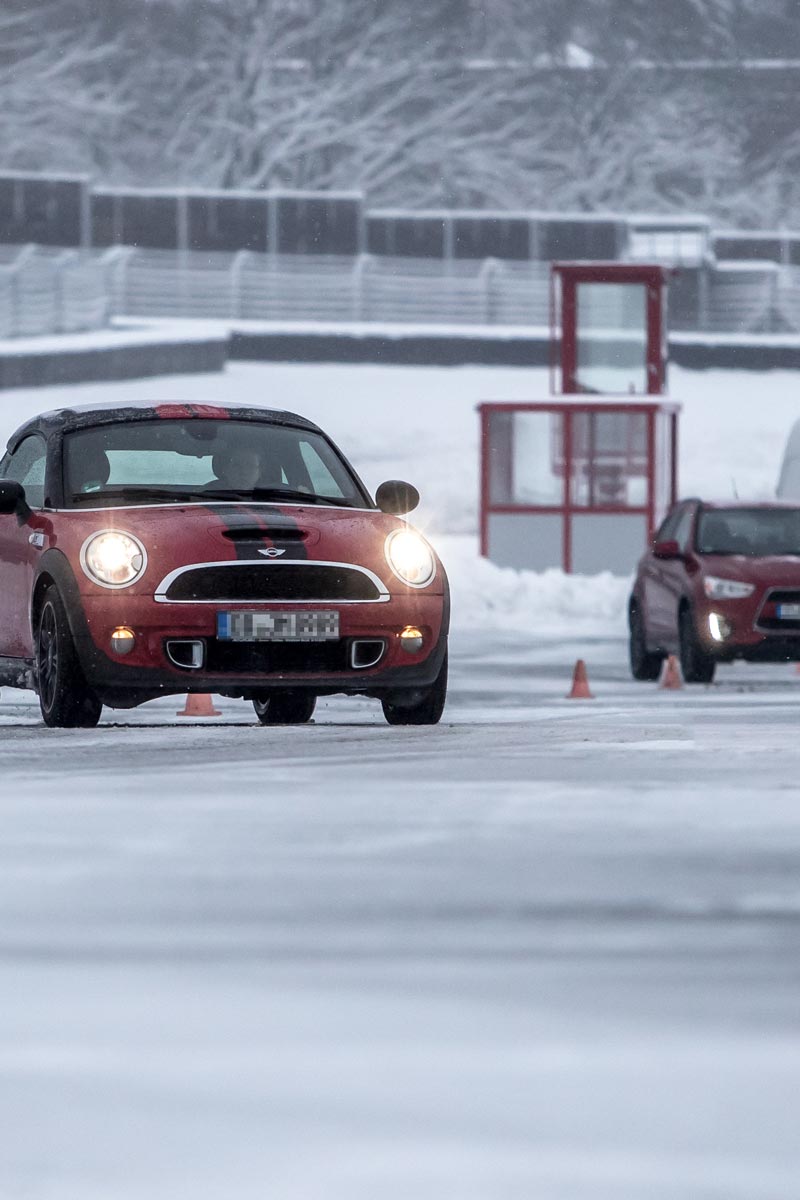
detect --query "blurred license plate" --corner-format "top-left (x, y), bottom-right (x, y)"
top-left (217, 610), bottom-right (339, 642)
top-left (777, 603), bottom-right (800, 619)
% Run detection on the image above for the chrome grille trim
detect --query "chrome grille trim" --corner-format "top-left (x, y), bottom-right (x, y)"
top-left (154, 559), bottom-right (390, 604)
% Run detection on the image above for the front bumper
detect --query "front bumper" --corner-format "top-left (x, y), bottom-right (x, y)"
top-left (696, 596), bottom-right (800, 661)
top-left (73, 591), bottom-right (449, 705)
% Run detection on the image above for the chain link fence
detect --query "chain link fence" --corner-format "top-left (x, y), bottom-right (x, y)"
top-left (97, 247), bottom-right (800, 335)
top-left (4, 243), bottom-right (800, 337)
top-left (0, 246), bottom-right (109, 338)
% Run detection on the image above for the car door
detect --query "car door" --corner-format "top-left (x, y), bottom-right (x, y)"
top-left (641, 506), bottom-right (682, 643)
top-left (0, 434), bottom-right (49, 659)
top-left (655, 503), bottom-right (697, 646)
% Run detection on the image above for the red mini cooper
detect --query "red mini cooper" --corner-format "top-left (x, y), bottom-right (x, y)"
top-left (629, 498), bottom-right (800, 683)
top-left (0, 403), bottom-right (449, 727)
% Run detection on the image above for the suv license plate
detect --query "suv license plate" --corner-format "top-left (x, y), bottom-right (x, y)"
top-left (777, 603), bottom-right (800, 619)
top-left (217, 611), bottom-right (340, 642)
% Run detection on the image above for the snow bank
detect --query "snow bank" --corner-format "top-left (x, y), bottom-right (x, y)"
top-left (436, 535), bottom-right (630, 636)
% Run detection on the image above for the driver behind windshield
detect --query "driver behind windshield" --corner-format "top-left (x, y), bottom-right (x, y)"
top-left (206, 445), bottom-right (299, 494)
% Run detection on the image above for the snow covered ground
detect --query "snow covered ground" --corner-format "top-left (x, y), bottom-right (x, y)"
top-left (1, 359), bottom-right (800, 1197)
top-left (2, 641), bottom-right (800, 1199)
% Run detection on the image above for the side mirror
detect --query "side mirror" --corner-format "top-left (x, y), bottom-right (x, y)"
top-left (376, 480), bottom-right (420, 516)
top-left (653, 538), bottom-right (682, 560)
top-left (0, 480), bottom-right (26, 516)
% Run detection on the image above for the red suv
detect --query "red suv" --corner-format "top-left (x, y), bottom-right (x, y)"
top-left (629, 500), bottom-right (800, 683)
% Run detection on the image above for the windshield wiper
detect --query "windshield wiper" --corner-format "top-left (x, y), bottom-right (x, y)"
top-left (70, 487), bottom-right (198, 504)
top-left (200, 487), bottom-right (355, 507)
top-left (71, 485), bottom-right (357, 508)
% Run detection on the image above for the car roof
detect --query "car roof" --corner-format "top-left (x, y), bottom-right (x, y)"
top-left (6, 401), bottom-right (322, 450)
top-left (688, 499), bottom-right (800, 511)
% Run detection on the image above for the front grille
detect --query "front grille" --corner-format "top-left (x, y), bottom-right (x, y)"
top-left (164, 563), bottom-right (381, 602)
top-left (206, 639), bottom-right (349, 674)
top-left (757, 589), bottom-right (800, 632)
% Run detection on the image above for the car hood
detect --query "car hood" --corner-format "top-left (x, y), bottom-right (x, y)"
top-left (52, 501), bottom-right (445, 596)
top-left (701, 554), bottom-right (800, 586)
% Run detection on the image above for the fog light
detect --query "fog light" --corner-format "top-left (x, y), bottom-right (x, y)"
top-left (110, 626), bottom-right (136, 655)
top-left (708, 612), bottom-right (732, 642)
top-left (399, 625), bottom-right (424, 654)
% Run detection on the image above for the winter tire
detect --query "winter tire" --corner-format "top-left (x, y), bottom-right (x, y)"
top-left (629, 604), bottom-right (663, 681)
top-left (253, 691), bottom-right (316, 725)
top-left (382, 648), bottom-right (448, 726)
top-left (678, 606), bottom-right (716, 684)
top-left (36, 586), bottom-right (103, 728)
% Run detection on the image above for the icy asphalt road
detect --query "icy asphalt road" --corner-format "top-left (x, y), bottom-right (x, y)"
top-left (1, 633), bottom-right (800, 1200)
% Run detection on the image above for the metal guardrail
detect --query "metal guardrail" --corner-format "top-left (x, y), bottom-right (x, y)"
top-left (99, 247), bottom-right (800, 334)
top-left (0, 245), bottom-right (109, 338)
top-left (5, 244), bottom-right (800, 337)
top-left (102, 249), bottom-right (553, 327)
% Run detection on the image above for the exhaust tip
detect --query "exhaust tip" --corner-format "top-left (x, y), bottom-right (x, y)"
top-left (350, 639), bottom-right (386, 670)
top-left (166, 639), bottom-right (205, 670)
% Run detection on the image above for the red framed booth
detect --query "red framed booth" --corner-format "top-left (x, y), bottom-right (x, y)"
top-left (550, 262), bottom-right (669, 396)
top-left (479, 398), bottom-right (679, 574)
top-left (479, 261), bottom-right (680, 574)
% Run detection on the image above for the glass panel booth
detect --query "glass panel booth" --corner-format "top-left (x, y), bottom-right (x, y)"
top-left (479, 399), bottom-right (679, 574)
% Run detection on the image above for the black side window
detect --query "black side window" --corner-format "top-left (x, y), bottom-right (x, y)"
top-left (3, 436), bottom-right (47, 508)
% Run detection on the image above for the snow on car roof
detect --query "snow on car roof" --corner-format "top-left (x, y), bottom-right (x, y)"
top-left (7, 401), bottom-right (321, 448)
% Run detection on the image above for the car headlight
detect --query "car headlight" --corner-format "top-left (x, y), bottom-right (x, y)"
top-left (80, 530), bottom-right (147, 589)
top-left (385, 528), bottom-right (436, 588)
top-left (703, 575), bottom-right (754, 600)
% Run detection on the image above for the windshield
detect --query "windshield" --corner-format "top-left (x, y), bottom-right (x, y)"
top-left (62, 419), bottom-right (369, 509)
top-left (696, 507), bottom-right (800, 557)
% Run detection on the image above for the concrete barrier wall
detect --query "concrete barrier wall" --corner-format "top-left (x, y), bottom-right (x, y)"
top-left (2, 325), bottom-right (798, 390)
top-left (0, 337), bottom-right (227, 390)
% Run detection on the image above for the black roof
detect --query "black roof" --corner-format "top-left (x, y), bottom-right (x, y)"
top-left (7, 402), bottom-right (322, 450)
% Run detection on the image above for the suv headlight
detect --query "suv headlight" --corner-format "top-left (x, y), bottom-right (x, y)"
top-left (703, 575), bottom-right (754, 600)
top-left (80, 530), bottom-right (147, 589)
top-left (385, 528), bottom-right (436, 588)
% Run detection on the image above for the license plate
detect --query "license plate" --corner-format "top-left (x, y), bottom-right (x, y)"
top-left (217, 610), bottom-right (340, 642)
top-left (777, 603), bottom-right (800, 619)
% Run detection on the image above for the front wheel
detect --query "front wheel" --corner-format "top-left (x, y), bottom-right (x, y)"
top-left (382, 649), bottom-right (448, 726)
top-left (678, 607), bottom-right (716, 684)
top-left (629, 605), bottom-right (663, 681)
top-left (253, 691), bottom-right (316, 725)
top-left (36, 586), bottom-right (102, 728)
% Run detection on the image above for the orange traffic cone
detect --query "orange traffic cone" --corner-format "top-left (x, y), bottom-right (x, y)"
top-left (567, 659), bottom-right (594, 699)
top-left (177, 692), bottom-right (221, 717)
top-left (659, 654), bottom-right (682, 690)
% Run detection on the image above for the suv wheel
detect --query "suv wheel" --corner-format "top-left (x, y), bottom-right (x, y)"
top-left (629, 605), bottom-right (663, 681)
top-left (678, 607), bottom-right (716, 684)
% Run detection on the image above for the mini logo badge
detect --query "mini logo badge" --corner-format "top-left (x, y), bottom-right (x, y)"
top-left (259, 547), bottom-right (286, 557)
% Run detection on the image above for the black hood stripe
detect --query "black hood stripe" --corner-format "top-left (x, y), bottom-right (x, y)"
top-left (209, 504), bottom-right (310, 561)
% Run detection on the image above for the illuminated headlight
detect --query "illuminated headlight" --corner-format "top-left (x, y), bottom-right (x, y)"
top-left (703, 576), bottom-right (754, 600)
top-left (708, 612), bottom-right (732, 642)
top-left (385, 528), bottom-right (436, 588)
top-left (81, 531), bottom-right (147, 589)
